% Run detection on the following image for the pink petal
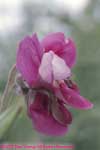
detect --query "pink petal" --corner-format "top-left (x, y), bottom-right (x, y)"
top-left (65, 80), bottom-right (80, 93)
top-left (39, 51), bottom-right (71, 83)
top-left (51, 99), bottom-right (72, 125)
top-left (29, 93), bottom-right (68, 136)
top-left (41, 32), bottom-right (76, 68)
top-left (59, 82), bottom-right (93, 109)
top-left (54, 86), bottom-right (66, 102)
top-left (60, 39), bottom-right (77, 68)
top-left (30, 110), bottom-right (68, 136)
top-left (41, 32), bottom-right (65, 53)
top-left (16, 34), bottom-right (42, 86)
top-left (32, 33), bottom-right (43, 60)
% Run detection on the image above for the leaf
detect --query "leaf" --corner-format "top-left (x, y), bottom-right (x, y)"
top-left (0, 104), bottom-right (22, 139)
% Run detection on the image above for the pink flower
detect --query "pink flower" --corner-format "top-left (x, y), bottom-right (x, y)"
top-left (16, 32), bottom-right (93, 136)
top-left (16, 33), bottom-right (71, 86)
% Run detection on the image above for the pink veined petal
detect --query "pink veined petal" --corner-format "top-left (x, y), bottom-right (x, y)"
top-left (60, 39), bottom-right (77, 68)
top-left (29, 93), bottom-right (68, 136)
top-left (59, 82), bottom-right (93, 110)
top-left (39, 51), bottom-right (71, 83)
top-left (16, 35), bottom-right (42, 86)
top-left (41, 32), bottom-right (65, 53)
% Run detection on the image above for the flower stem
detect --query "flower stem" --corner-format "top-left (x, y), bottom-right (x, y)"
top-left (0, 64), bottom-right (17, 113)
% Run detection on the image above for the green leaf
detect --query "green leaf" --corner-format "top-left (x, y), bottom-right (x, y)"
top-left (0, 104), bottom-right (21, 139)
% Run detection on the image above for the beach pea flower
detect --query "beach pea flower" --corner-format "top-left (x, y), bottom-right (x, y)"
top-left (16, 32), bottom-right (93, 136)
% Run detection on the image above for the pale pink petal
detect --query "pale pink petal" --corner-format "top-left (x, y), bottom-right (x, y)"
top-left (39, 52), bottom-right (53, 83)
top-left (59, 83), bottom-right (93, 109)
top-left (39, 51), bottom-right (71, 83)
top-left (16, 35), bottom-right (42, 86)
top-left (29, 93), bottom-right (68, 136)
top-left (52, 52), bottom-right (71, 80)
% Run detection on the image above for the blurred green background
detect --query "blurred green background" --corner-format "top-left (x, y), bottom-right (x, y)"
top-left (0, 0), bottom-right (100, 149)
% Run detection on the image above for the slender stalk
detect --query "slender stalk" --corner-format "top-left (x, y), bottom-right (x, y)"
top-left (0, 64), bottom-right (17, 113)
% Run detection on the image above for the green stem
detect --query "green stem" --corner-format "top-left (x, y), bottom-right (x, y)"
top-left (0, 64), bottom-right (16, 113)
